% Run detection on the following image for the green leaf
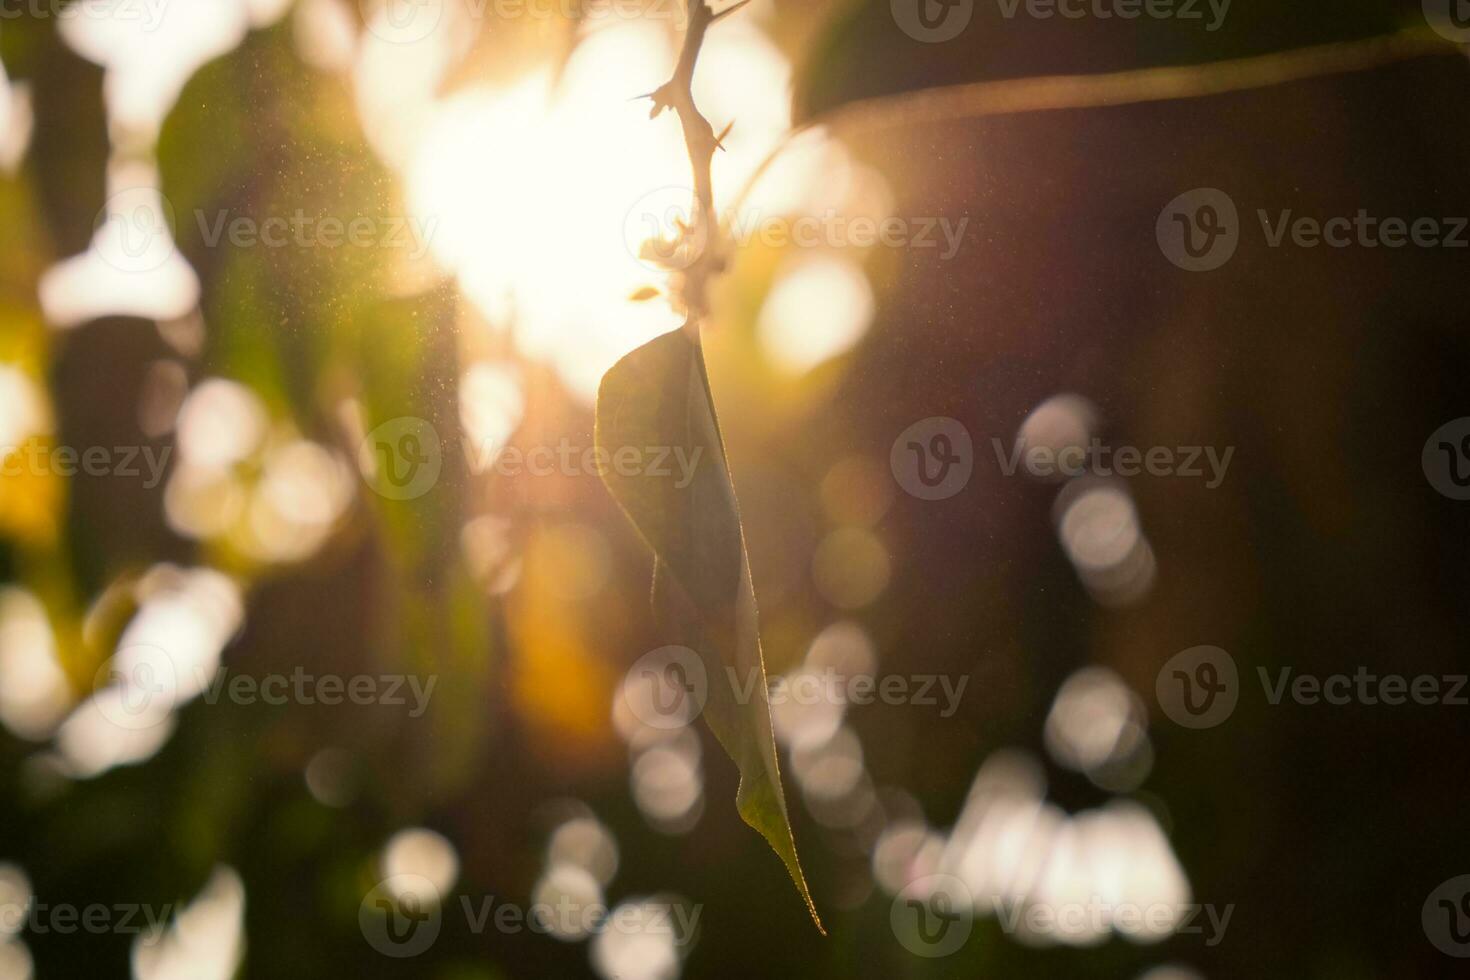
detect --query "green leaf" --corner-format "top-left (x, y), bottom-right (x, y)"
top-left (595, 327), bottom-right (823, 934)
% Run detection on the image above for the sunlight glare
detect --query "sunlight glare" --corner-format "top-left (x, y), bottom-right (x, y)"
top-left (757, 256), bottom-right (874, 373)
top-left (400, 20), bottom-right (796, 401)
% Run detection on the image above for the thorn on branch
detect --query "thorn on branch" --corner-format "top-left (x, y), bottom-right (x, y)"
top-left (711, 0), bottom-right (752, 21)
top-left (714, 120), bottom-right (734, 152)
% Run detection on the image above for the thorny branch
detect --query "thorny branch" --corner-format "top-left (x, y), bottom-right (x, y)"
top-left (641, 0), bottom-right (748, 335)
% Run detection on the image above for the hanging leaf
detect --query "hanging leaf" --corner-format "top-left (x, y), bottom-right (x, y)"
top-left (596, 326), bottom-right (823, 933)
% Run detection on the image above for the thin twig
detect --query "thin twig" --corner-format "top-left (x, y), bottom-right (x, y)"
top-left (641, 0), bottom-right (738, 336)
top-left (817, 28), bottom-right (1447, 134)
top-left (730, 29), bottom-right (1446, 217)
